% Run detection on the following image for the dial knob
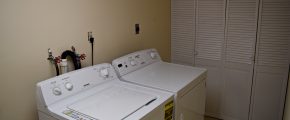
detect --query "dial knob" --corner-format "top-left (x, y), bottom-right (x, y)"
top-left (150, 52), bottom-right (157, 59)
top-left (65, 82), bottom-right (73, 91)
top-left (130, 60), bottom-right (136, 66)
top-left (100, 68), bottom-right (109, 78)
top-left (52, 87), bottom-right (62, 96)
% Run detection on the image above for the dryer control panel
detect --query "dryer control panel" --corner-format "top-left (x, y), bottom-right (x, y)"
top-left (62, 109), bottom-right (97, 120)
top-left (112, 48), bottom-right (161, 76)
top-left (36, 63), bottom-right (118, 107)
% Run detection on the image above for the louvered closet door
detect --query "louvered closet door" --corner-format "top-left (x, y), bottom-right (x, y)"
top-left (251, 0), bottom-right (290, 119)
top-left (222, 0), bottom-right (259, 119)
top-left (171, 0), bottom-right (195, 66)
top-left (194, 0), bottom-right (226, 118)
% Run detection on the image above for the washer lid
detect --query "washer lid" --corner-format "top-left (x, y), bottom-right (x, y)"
top-left (122, 62), bottom-right (207, 92)
top-left (68, 85), bottom-right (156, 120)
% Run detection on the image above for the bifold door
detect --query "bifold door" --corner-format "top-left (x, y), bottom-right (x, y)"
top-left (171, 0), bottom-right (290, 119)
top-left (250, 0), bottom-right (290, 119)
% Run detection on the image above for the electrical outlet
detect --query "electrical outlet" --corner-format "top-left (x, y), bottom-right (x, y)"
top-left (88, 32), bottom-right (93, 39)
top-left (135, 24), bottom-right (140, 34)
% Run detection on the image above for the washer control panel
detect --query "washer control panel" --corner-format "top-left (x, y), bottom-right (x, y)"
top-left (112, 48), bottom-right (161, 76)
top-left (63, 109), bottom-right (97, 120)
top-left (37, 63), bottom-right (117, 106)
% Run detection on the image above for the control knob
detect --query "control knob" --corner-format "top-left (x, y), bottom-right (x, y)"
top-left (53, 87), bottom-right (62, 96)
top-left (150, 52), bottom-right (157, 59)
top-left (130, 60), bottom-right (137, 66)
top-left (100, 68), bottom-right (109, 78)
top-left (65, 82), bottom-right (73, 91)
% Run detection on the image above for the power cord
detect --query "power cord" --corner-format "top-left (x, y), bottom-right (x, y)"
top-left (88, 32), bottom-right (94, 66)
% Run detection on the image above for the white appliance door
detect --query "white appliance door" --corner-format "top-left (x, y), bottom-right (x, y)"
top-left (122, 62), bottom-right (206, 93)
top-left (178, 80), bottom-right (206, 120)
top-left (68, 85), bottom-right (156, 120)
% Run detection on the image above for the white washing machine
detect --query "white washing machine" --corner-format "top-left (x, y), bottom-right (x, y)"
top-left (36, 63), bottom-right (174, 120)
top-left (112, 49), bottom-right (207, 120)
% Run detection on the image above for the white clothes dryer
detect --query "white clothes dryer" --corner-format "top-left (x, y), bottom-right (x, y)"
top-left (36, 63), bottom-right (174, 120)
top-left (112, 49), bottom-right (207, 120)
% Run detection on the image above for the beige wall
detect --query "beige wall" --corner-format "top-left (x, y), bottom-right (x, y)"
top-left (0, 0), bottom-right (170, 119)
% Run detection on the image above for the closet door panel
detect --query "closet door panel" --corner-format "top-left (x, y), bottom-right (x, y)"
top-left (195, 0), bottom-right (226, 117)
top-left (222, 0), bottom-right (259, 119)
top-left (195, 0), bottom-right (225, 62)
top-left (251, 73), bottom-right (287, 120)
top-left (196, 59), bottom-right (223, 116)
top-left (226, 0), bottom-right (258, 65)
top-left (251, 0), bottom-right (290, 119)
top-left (222, 69), bottom-right (253, 120)
top-left (171, 0), bottom-right (195, 65)
top-left (204, 66), bottom-right (223, 117)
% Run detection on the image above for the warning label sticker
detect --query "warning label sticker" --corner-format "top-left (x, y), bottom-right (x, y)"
top-left (164, 100), bottom-right (174, 120)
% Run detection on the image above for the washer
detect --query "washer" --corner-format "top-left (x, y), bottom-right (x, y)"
top-left (36, 63), bottom-right (174, 120)
top-left (112, 49), bottom-right (207, 120)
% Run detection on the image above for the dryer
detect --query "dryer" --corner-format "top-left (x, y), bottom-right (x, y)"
top-left (112, 49), bottom-right (207, 120)
top-left (36, 63), bottom-right (174, 120)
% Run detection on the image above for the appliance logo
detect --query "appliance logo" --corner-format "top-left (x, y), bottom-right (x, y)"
top-left (62, 77), bottom-right (70, 81)
top-left (83, 83), bottom-right (90, 87)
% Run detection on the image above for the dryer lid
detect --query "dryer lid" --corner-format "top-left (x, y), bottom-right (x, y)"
top-left (68, 85), bottom-right (156, 120)
top-left (122, 62), bottom-right (207, 92)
